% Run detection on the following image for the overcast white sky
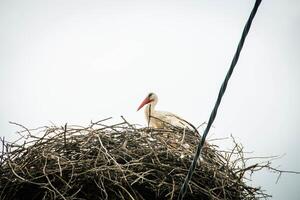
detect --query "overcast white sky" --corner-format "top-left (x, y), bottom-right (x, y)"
top-left (1, 0), bottom-right (300, 199)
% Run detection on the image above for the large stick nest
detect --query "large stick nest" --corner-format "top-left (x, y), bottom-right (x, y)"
top-left (0, 118), bottom-right (270, 200)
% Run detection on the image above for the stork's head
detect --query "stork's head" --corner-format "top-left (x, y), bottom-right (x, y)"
top-left (137, 92), bottom-right (158, 111)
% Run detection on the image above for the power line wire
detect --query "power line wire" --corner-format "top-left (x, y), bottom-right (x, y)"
top-left (177, 0), bottom-right (262, 199)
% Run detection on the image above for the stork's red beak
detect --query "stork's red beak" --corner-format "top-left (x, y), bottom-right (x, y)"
top-left (137, 97), bottom-right (152, 111)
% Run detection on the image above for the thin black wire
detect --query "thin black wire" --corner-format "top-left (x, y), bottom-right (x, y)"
top-left (177, 0), bottom-right (262, 199)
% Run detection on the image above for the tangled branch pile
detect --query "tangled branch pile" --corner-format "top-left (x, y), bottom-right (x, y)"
top-left (0, 118), bottom-right (271, 200)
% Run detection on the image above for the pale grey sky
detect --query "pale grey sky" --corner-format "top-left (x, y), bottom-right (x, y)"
top-left (1, 0), bottom-right (300, 199)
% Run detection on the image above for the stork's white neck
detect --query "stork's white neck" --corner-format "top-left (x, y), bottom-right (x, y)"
top-left (144, 101), bottom-right (156, 126)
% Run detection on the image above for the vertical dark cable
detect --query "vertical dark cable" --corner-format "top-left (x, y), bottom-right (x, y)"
top-left (178, 0), bottom-right (262, 199)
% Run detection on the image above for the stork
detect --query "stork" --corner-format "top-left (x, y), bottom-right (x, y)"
top-left (137, 92), bottom-right (192, 129)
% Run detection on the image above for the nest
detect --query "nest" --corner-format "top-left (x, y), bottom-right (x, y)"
top-left (0, 118), bottom-right (270, 200)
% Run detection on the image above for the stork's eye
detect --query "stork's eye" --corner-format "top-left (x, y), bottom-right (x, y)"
top-left (148, 93), bottom-right (154, 98)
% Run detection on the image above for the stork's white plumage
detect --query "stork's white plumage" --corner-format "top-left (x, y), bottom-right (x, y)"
top-left (137, 93), bottom-right (191, 129)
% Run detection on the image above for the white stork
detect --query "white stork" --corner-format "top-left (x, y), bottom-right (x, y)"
top-left (137, 92), bottom-right (192, 129)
